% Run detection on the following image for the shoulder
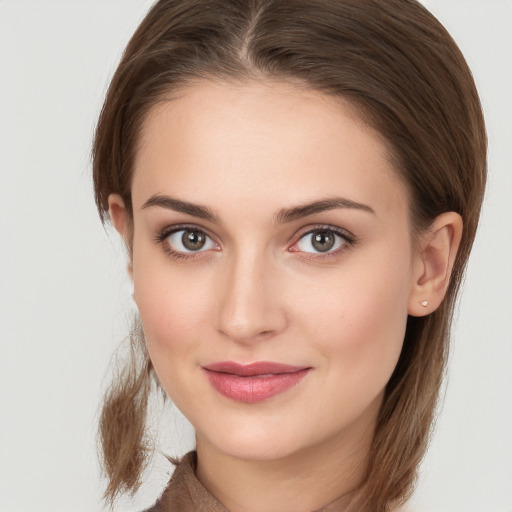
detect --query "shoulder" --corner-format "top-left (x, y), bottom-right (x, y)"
top-left (140, 451), bottom-right (214, 512)
top-left (140, 489), bottom-right (169, 512)
top-left (141, 503), bottom-right (161, 512)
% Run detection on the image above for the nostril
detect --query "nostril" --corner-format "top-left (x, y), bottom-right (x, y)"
top-left (218, 326), bottom-right (278, 344)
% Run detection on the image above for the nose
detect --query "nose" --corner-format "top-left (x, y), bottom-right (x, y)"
top-left (216, 250), bottom-right (287, 345)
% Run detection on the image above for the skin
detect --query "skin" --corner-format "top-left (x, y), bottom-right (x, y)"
top-left (109, 80), bottom-right (462, 512)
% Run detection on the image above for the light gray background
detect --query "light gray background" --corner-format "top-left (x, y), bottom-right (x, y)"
top-left (0, 1), bottom-right (510, 511)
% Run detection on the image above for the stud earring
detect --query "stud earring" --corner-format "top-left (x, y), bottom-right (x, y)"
top-left (421, 300), bottom-right (429, 307)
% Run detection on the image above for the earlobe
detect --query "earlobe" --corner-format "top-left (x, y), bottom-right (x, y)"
top-left (408, 212), bottom-right (463, 317)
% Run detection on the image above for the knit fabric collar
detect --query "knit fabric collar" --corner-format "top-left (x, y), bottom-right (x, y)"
top-left (144, 451), bottom-right (356, 512)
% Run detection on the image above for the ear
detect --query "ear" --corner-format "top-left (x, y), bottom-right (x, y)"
top-left (408, 212), bottom-right (463, 317)
top-left (108, 194), bottom-right (133, 278)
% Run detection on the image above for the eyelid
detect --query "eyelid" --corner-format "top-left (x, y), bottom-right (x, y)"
top-left (155, 223), bottom-right (220, 258)
top-left (288, 224), bottom-right (356, 255)
top-left (157, 223), bottom-right (217, 241)
top-left (291, 224), bottom-right (355, 244)
top-left (155, 222), bottom-right (355, 260)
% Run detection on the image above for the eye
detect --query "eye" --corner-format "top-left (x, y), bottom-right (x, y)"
top-left (292, 228), bottom-right (349, 254)
top-left (165, 228), bottom-right (218, 253)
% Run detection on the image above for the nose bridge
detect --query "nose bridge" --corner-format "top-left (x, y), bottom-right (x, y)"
top-left (216, 245), bottom-right (286, 343)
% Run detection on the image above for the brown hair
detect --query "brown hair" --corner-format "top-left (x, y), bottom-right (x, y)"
top-left (93, 0), bottom-right (486, 509)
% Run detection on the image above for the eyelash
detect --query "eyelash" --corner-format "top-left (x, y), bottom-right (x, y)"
top-left (155, 224), bottom-right (219, 261)
top-left (289, 224), bottom-right (356, 260)
top-left (154, 223), bottom-right (356, 261)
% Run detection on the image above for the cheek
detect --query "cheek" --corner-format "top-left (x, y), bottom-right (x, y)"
top-left (135, 276), bottom-right (207, 338)
top-left (131, 246), bottom-right (213, 371)
top-left (133, 267), bottom-right (213, 406)
top-left (294, 251), bottom-right (412, 383)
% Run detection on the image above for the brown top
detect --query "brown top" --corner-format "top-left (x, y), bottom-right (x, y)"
top-left (144, 452), bottom-right (229, 512)
top-left (143, 451), bottom-right (357, 512)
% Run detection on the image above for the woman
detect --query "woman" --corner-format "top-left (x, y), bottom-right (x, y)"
top-left (93, 0), bottom-right (486, 510)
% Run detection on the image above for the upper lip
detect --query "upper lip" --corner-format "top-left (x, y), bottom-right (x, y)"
top-left (202, 361), bottom-right (310, 376)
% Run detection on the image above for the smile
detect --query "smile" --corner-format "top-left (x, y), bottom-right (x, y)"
top-left (201, 362), bottom-right (312, 403)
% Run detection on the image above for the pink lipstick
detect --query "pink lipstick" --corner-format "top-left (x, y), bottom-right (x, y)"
top-left (202, 361), bottom-right (311, 403)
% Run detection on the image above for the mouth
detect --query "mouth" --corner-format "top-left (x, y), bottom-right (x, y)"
top-left (201, 361), bottom-right (312, 403)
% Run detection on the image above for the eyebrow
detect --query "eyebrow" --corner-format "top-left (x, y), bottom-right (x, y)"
top-left (274, 197), bottom-right (375, 224)
top-left (141, 194), bottom-right (374, 224)
top-left (141, 194), bottom-right (220, 223)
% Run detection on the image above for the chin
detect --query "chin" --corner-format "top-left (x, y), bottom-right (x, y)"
top-left (197, 421), bottom-right (310, 462)
top-left (215, 440), bottom-right (301, 463)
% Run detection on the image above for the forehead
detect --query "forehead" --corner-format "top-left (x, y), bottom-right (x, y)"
top-left (131, 80), bottom-right (408, 220)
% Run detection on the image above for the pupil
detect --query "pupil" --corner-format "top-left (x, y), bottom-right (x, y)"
top-left (312, 230), bottom-right (335, 252)
top-left (182, 230), bottom-right (206, 251)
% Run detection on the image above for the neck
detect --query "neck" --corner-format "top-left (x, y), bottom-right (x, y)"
top-left (195, 398), bottom-right (380, 512)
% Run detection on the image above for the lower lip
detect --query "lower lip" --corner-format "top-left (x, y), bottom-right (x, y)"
top-left (203, 368), bottom-right (311, 403)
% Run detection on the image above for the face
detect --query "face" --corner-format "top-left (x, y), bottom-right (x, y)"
top-left (118, 80), bottom-right (421, 463)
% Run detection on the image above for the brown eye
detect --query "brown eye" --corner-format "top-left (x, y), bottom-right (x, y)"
top-left (182, 230), bottom-right (207, 251)
top-left (311, 230), bottom-right (335, 252)
top-left (293, 228), bottom-right (348, 254)
top-left (164, 228), bottom-right (217, 253)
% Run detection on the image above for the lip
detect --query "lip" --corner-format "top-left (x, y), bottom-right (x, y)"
top-left (202, 361), bottom-right (312, 403)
